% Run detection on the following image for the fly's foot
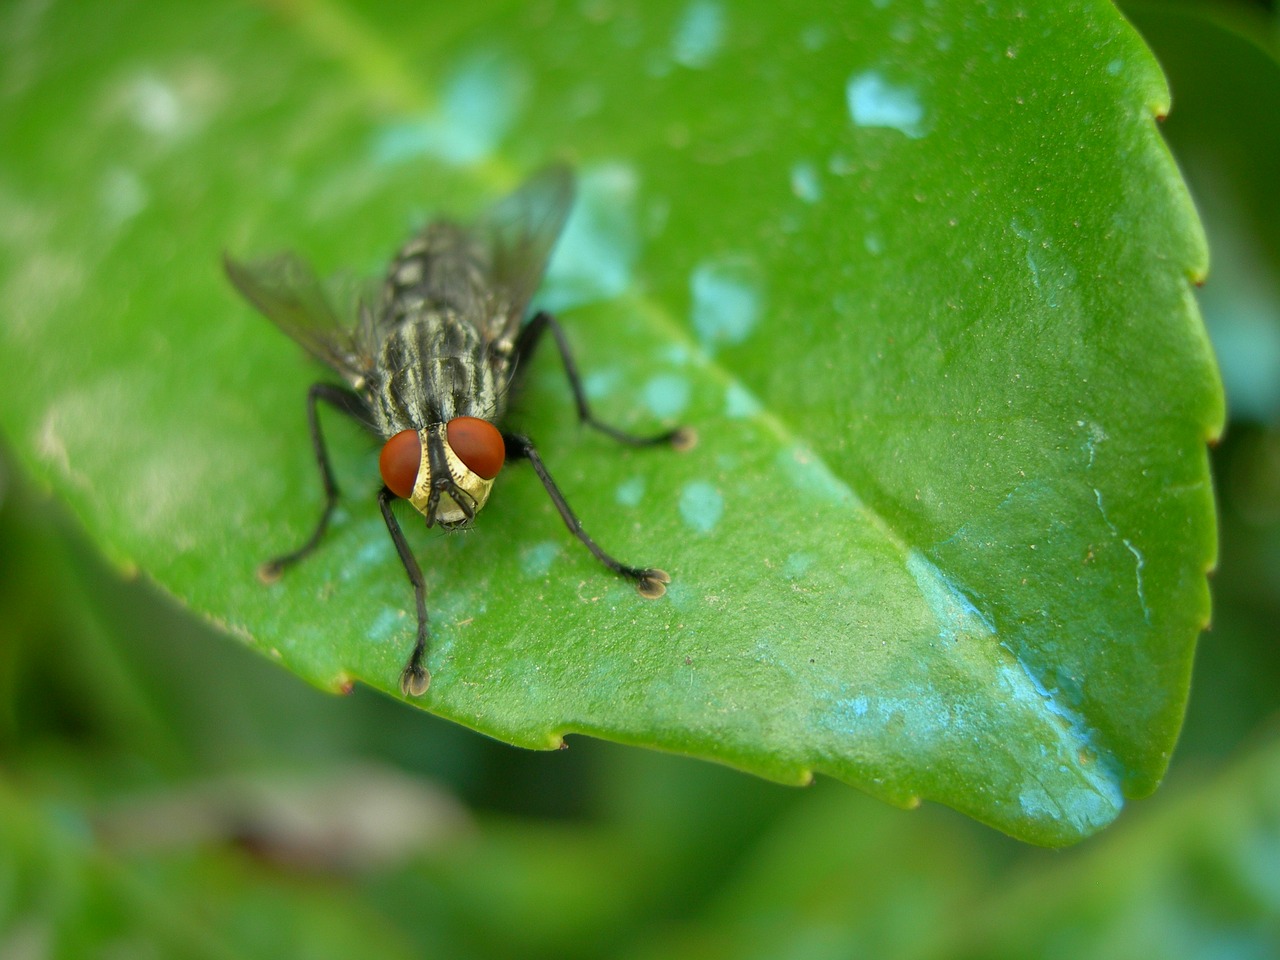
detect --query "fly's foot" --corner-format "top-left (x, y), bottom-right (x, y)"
top-left (669, 426), bottom-right (698, 452)
top-left (257, 559), bottom-right (285, 584)
top-left (400, 662), bottom-right (431, 697)
top-left (633, 567), bottom-right (671, 599)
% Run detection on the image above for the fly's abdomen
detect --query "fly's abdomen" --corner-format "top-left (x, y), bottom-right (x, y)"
top-left (386, 225), bottom-right (494, 325)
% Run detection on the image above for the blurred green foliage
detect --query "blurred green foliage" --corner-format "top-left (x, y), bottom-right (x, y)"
top-left (2, 0), bottom-right (1278, 955)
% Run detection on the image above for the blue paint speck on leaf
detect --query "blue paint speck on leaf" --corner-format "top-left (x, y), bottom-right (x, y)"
top-left (615, 476), bottom-right (646, 507)
top-left (790, 161), bottom-right (822, 203)
top-left (905, 550), bottom-right (994, 643)
top-left (368, 608), bottom-right (402, 642)
top-left (520, 541), bottom-right (561, 578)
top-left (583, 368), bottom-right (620, 400)
top-left (783, 552), bottom-right (815, 579)
top-left (541, 164), bottom-right (639, 312)
top-left (776, 445), bottom-right (859, 507)
top-left (679, 480), bottom-right (724, 534)
top-left (1018, 779), bottom-right (1123, 835)
top-left (724, 382), bottom-right (762, 419)
top-left (672, 0), bottom-right (725, 69)
top-left (643, 372), bottom-right (691, 419)
top-left (846, 70), bottom-right (926, 139)
top-left (372, 53), bottom-right (526, 165)
top-left (1010, 215), bottom-right (1078, 310)
top-left (343, 530), bottom-right (391, 581)
top-left (691, 259), bottom-right (761, 353)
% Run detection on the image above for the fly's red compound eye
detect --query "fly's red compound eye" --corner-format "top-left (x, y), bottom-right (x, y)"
top-left (379, 430), bottom-right (422, 499)
top-left (446, 417), bottom-right (505, 480)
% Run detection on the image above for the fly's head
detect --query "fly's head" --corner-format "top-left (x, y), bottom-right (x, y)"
top-left (379, 418), bottom-right (505, 527)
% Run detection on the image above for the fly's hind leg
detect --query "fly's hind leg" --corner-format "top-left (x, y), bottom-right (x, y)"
top-left (259, 382), bottom-right (370, 582)
top-left (504, 432), bottom-right (671, 600)
top-left (514, 311), bottom-right (696, 450)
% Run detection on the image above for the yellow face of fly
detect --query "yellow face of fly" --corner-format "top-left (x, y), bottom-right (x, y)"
top-left (407, 423), bottom-right (495, 526)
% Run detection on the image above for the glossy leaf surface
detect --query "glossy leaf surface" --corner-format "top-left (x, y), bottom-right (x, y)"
top-left (0, 0), bottom-right (1221, 844)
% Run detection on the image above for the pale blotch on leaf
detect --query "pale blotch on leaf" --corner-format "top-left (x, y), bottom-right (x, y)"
top-left (643, 372), bottom-right (692, 419)
top-left (846, 69), bottom-right (926, 139)
top-left (690, 259), bottom-right (761, 353)
top-left (679, 480), bottom-right (724, 534)
top-left (615, 476), bottom-right (646, 507)
top-left (789, 161), bottom-right (822, 203)
top-left (520, 540), bottom-right (561, 579)
top-left (671, 0), bottom-right (725, 69)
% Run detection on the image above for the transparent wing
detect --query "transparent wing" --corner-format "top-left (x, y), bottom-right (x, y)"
top-left (223, 251), bottom-right (377, 384)
top-left (478, 163), bottom-right (575, 340)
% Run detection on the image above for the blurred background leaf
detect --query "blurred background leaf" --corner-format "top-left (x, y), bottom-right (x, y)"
top-left (2, 0), bottom-right (1276, 955)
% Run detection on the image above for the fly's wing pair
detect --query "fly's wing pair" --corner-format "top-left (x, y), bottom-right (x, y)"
top-left (224, 164), bottom-right (576, 383)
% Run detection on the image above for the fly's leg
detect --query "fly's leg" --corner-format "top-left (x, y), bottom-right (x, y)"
top-left (259, 383), bottom-right (370, 583)
top-left (379, 486), bottom-right (432, 696)
top-left (514, 311), bottom-right (696, 450)
top-left (504, 432), bottom-right (671, 599)
top-left (507, 311), bottom-right (687, 596)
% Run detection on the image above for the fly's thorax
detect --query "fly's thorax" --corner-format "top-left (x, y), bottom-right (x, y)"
top-left (370, 310), bottom-right (510, 435)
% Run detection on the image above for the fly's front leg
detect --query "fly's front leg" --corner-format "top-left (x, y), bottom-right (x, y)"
top-left (504, 432), bottom-right (671, 599)
top-left (259, 383), bottom-right (370, 583)
top-left (379, 486), bottom-right (432, 697)
top-left (514, 311), bottom-right (696, 450)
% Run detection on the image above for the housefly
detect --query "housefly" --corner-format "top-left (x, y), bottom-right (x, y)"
top-left (225, 165), bottom-right (689, 697)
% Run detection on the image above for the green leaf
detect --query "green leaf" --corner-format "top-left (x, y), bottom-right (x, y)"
top-left (0, 0), bottom-right (1221, 845)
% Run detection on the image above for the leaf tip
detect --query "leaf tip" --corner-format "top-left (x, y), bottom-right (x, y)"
top-left (331, 672), bottom-right (356, 696)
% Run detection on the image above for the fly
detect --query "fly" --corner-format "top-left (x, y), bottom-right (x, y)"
top-left (225, 165), bottom-right (690, 697)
